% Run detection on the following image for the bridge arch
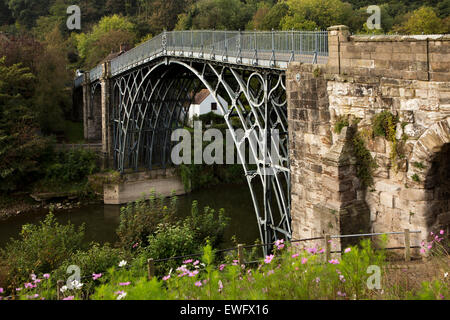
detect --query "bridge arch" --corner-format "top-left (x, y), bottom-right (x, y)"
top-left (109, 58), bottom-right (292, 252)
top-left (407, 119), bottom-right (450, 238)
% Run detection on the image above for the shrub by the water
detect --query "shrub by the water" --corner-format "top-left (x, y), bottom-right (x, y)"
top-left (0, 213), bottom-right (85, 290)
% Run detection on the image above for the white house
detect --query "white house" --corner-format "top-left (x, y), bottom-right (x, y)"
top-left (188, 89), bottom-right (227, 123)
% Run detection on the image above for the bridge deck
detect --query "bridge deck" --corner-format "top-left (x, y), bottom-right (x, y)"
top-left (75, 30), bottom-right (329, 86)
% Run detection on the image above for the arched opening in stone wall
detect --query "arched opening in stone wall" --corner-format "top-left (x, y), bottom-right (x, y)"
top-left (424, 142), bottom-right (450, 243)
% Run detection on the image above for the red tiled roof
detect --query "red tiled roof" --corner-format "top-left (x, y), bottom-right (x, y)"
top-left (193, 89), bottom-right (211, 105)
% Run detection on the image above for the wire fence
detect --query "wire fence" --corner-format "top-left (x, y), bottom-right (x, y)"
top-left (78, 29), bottom-right (329, 84)
top-left (2, 229), bottom-right (421, 300)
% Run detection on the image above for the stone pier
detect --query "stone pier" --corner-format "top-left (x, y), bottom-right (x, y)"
top-left (288, 25), bottom-right (450, 253)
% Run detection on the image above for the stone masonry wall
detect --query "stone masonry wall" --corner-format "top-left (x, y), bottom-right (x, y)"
top-left (288, 26), bottom-right (450, 253)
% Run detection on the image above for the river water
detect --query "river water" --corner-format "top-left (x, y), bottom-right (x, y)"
top-left (0, 184), bottom-right (261, 250)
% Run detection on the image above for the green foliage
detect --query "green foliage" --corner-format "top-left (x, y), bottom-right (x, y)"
top-left (44, 149), bottom-right (99, 183)
top-left (372, 111), bottom-right (403, 170)
top-left (411, 174), bottom-right (421, 182)
top-left (334, 116), bottom-right (350, 134)
top-left (177, 0), bottom-right (254, 30)
top-left (281, 0), bottom-right (353, 30)
top-left (125, 199), bottom-right (229, 276)
top-left (75, 14), bottom-right (137, 68)
top-left (413, 162), bottom-right (426, 170)
top-left (185, 201), bottom-right (230, 248)
top-left (88, 240), bottom-right (393, 300)
top-left (0, 213), bottom-right (85, 289)
top-left (53, 243), bottom-right (123, 297)
top-left (352, 131), bottom-right (378, 188)
top-left (116, 191), bottom-right (177, 250)
top-left (0, 56), bottom-right (54, 192)
top-left (395, 7), bottom-right (448, 34)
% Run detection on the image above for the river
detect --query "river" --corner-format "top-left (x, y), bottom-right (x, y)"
top-left (0, 183), bottom-right (261, 250)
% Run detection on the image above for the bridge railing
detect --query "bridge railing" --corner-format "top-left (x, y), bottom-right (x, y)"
top-left (85, 30), bottom-right (328, 83)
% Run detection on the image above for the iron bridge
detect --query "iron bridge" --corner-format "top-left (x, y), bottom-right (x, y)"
top-left (75, 30), bottom-right (329, 254)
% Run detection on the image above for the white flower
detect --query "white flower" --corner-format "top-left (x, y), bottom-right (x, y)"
top-left (118, 260), bottom-right (127, 268)
top-left (116, 292), bottom-right (127, 300)
top-left (60, 285), bottom-right (68, 293)
top-left (71, 280), bottom-right (83, 290)
top-left (445, 272), bottom-right (448, 278)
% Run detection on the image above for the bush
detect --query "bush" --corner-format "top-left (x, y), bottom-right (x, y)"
top-left (45, 149), bottom-right (99, 183)
top-left (134, 222), bottom-right (198, 276)
top-left (116, 192), bottom-right (177, 250)
top-left (0, 213), bottom-right (85, 290)
top-left (184, 201), bottom-right (230, 248)
top-left (53, 243), bottom-right (124, 299)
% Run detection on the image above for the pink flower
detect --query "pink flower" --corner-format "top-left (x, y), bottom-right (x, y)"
top-left (189, 270), bottom-right (199, 277)
top-left (344, 248), bottom-right (352, 253)
top-left (328, 259), bottom-right (340, 265)
top-left (92, 273), bottom-right (102, 281)
top-left (232, 260), bottom-right (239, 266)
top-left (63, 296), bottom-right (75, 301)
top-left (307, 247), bottom-right (318, 254)
top-left (420, 248), bottom-right (426, 254)
top-left (183, 259), bottom-right (193, 264)
top-left (219, 264), bottom-right (226, 271)
top-left (301, 258), bottom-right (308, 264)
top-left (275, 239), bottom-right (285, 250)
top-left (0, 288), bottom-right (3, 293)
top-left (264, 255), bottom-right (274, 264)
top-left (119, 282), bottom-right (131, 286)
top-left (339, 275), bottom-right (346, 282)
top-left (163, 275), bottom-right (171, 281)
top-left (292, 253), bottom-right (300, 259)
top-left (440, 230), bottom-right (445, 235)
top-left (337, 291), bottom-right (346, 297)
top-left (193, 260), bottom-right (200, 266)
top-left (43, 274), bottom-right (50, 279)
top-left (318, 248), bottom-right (325, 254)
top-left (267, 270), bottom-right (275, 276)
top-left (16, 288), bottom-right (22, 292)
top-left (195, 281), bottom-right (202, 287)
top-left (132, 243), bottom-right (139, 249)
top-left (34, 279), bottom-right (41, 284)
top-left (315, 277), bottom-right (320, 283)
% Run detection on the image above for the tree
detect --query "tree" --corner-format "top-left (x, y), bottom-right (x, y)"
top-left (178, 0), bottom-right (255, 30)
top-left (34, 27), bottom-right (72, 133)
top-left (75, 14), bottom-right (137, 68)
top-left (0, 0), bottom-right (13, 26)
top-left (394, 7), bottom-right (445, 34)
top-left (247, 2), bottom-right (272, 30)
top-left (281, 0), bottom-right (354, 30)
top-left (0, 57), bottom-right (51, 192)
top-left (7, 0), bottom-right (52, 28)
top-left (261, 1), bottom-right (289, 30)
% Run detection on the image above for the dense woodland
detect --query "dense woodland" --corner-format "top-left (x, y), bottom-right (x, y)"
top-left (0, 0), bottom-right (449, 195)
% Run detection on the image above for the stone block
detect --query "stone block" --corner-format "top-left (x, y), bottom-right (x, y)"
top-left (380, 192), bottom-right (395, 208)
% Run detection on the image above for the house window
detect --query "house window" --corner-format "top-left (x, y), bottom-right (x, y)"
top-left (211, 102), bottom-right (217, 111)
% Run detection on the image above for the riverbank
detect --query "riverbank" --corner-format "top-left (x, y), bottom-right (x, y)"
top-left (0, 193), bottom-right (101, 222)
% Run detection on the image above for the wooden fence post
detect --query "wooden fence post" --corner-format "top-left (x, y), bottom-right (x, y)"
top-left (404, 229), bottom-right (411, 262)
top-left (325, 235), bottom-right (331, 262)
top-left (57, 280), bottom-right (64, 300)
top-left (238, 244), bottom-right (244, 266)
top-left (148, 259), bottom-right (155, 280)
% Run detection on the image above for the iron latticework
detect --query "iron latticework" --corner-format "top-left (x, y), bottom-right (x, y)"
top-left (81, 29), bottom-right (330, 253)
